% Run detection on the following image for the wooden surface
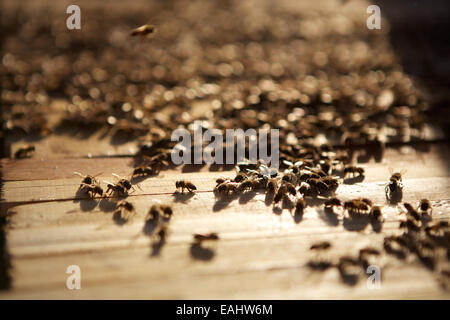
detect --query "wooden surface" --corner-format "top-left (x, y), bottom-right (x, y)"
top-left (0, 142), bottom-right (449, 299)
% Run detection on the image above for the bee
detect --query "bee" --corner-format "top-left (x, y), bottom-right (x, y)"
top-left (384, 236), bottom-right (408, 259)
top-left (233, 173), bottom-right (247, 182)
top-left (284, 182), bottom-right (297, 196)
top-left (266, 178), bottom-right (279, 193)
top-left (80, 182), bottom-right (104, 198)
top-left (146, 205), bottom-right (161, 223)
top-left (344, 166), bottom-right (365, 177)
top-left (193, 233), bottom-right (219, 242)
top-left (156, 225), bottom-right (168, 243)
top-left (112, 173), bottom-right (134, 192)
top-left (418, 199), bottom-right (432, 216)
top-left (74, 172), bottom-right (101, 189)
top-left (132, 165), bottom-right (156, 177)
top-left (130, 24), bottom-right (157, 37)
top-left (238, 179), bottom-right (255, 192)
top-left (403, 202), bottom-right (421, 221)
top-left (175, 180), bottom-right (197, 193)
top-left (160, 204), bottom-right (173, 219)
top-left (295, 198), bottom-right (306, 216)
top-left (274, 185), bottom-right (287, 203)
top-left (385, 168), bottom-right (405, 202)
top-left (370, 206), bottom-right (383, 222)
top-left (116, 200), bottom-right (136, 220)
top-left (310, 241), bottom-right (331, 250)
top-left (344, 198), bottom-right (371, 215)
top-left (14, 145), bottom-right (35, 159)
top-left (324, 197), bottom-right (342, 213)
top-left (215, 180), bottom-right (239, 195)
top-left (104, 180), bottom-right (127, 197)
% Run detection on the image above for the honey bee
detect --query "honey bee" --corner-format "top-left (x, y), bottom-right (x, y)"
top-left (214, 180), bottom-right (239, 195)
top-left (132, 165), bottom-right (156, 177)
top-left (175, 180), bottom-right (197, 193)
top-left (233, 172), bottom-right (247, 182)
top-left (146, 205), bottom-right (161, 223)
top-left (193, 233), bottom-right (219, 242)
top-left (344, 198), bottom-right (371, 215)
top-left (295, 198), bottom-right (306, 216)
top-left (385, 168), bottom-right (405, 202)
top-left (403, 202), bottom-right (421, 221)
top-left (344, 166), bottom-right (365, 177)
top-left (14, 145), bottom-right (35, 159)
top-left (130, 24), bottom-right (157, 37)
top-left (116, 200), bottom-right (136, 220)
top-left (112, 173), bottom-right (135, 192)
top-left (160, 204), bottom-right (173, 220)
top-left (74, 172), bottom-right (101, 189)
top-left (104, 180), bottom-right (127, 197)
top-left (418, 199), bottom-right (432, 216)
top-left (324, 197), bottom-right (342, 213)
top-left (266, 178), bottom-right (279, 193)
top-left (156, 225), bottom-right (168, 243)
top-left (80, 182), bottom-right (104, 198)
top-left (370, 206), bottom-right (383, 222)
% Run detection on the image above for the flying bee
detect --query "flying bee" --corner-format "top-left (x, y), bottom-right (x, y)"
top-left (155, 225), bottom-right (168, 243)
top-left (160, 204), bottom-right (173, 220)
top-left (193, 233), bottom-right (219, 243)
top-left (14, 145), bottom-right (35, 159)
top-left (385, 168), bottom-right (406, 202)
top-left (74, 172), bottom-right (101, 189)
top-left (418, 199), bottom-right (432, 216)
top-left (337, 256), bottom-right (361, 285)
top-left (116, 200), bottom-right (136, 220)
top-left (175, 180), bottom-right (197, 193)
top-left (343, 166), bottom-right (365, 177)
top-left (80, 182), bottom-right (103, 198)
top-left (130, 24), bottom-right (157, 37)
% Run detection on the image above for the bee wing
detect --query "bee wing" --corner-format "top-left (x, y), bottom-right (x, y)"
top-left (111, 173), bottom-right (122, 180)
top-left (388, 167), bottom-right (394, 175)
top-left (282, 160), bottom-right (294, 166)
top-left (92, 172), bottom-right (103, 178)
top-left (73, 171), bottom-right (85, 178)
top-left (400, 169), bottom-right (407, 176)
top-left (103, 180), bottom-right (114, 185)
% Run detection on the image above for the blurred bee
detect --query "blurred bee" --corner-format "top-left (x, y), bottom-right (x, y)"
top-left (14, 145), bottom-right (35, 159)
top-left (418, 199), bottom-right (432, 216)
top-left (344, 198), bottom-right (372, 215)
top-left (146, 205), bottom-right (162, 223)
top-left (358, 248), bottom-right (380, 270)
top-left (116, 200), bottom-right (136, 220)
top-left (403, 202), bottom-right (421, 221)
top-left (130, 24), bottom-right (157, 38)
top-left (132, 165), bottom-right (156, 177)
top-left (104, 180), bottom-right (127, 197)
top-left (295, 198), bottom-right (306, 216)
top-left (370, 206), bottom-right (383, 222)
top-left (344, 166), bottom-right (365, 177)
top-left (310, 241), bottom-right (331, 250)
top-left (324, 197), bottom-right (342, 213)
top-left (175, 180), bottom-right (197, 193)
top-left (112, 173), bottom-right (135, 193)
top-left (193, 233), bottom-right (219, 243)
